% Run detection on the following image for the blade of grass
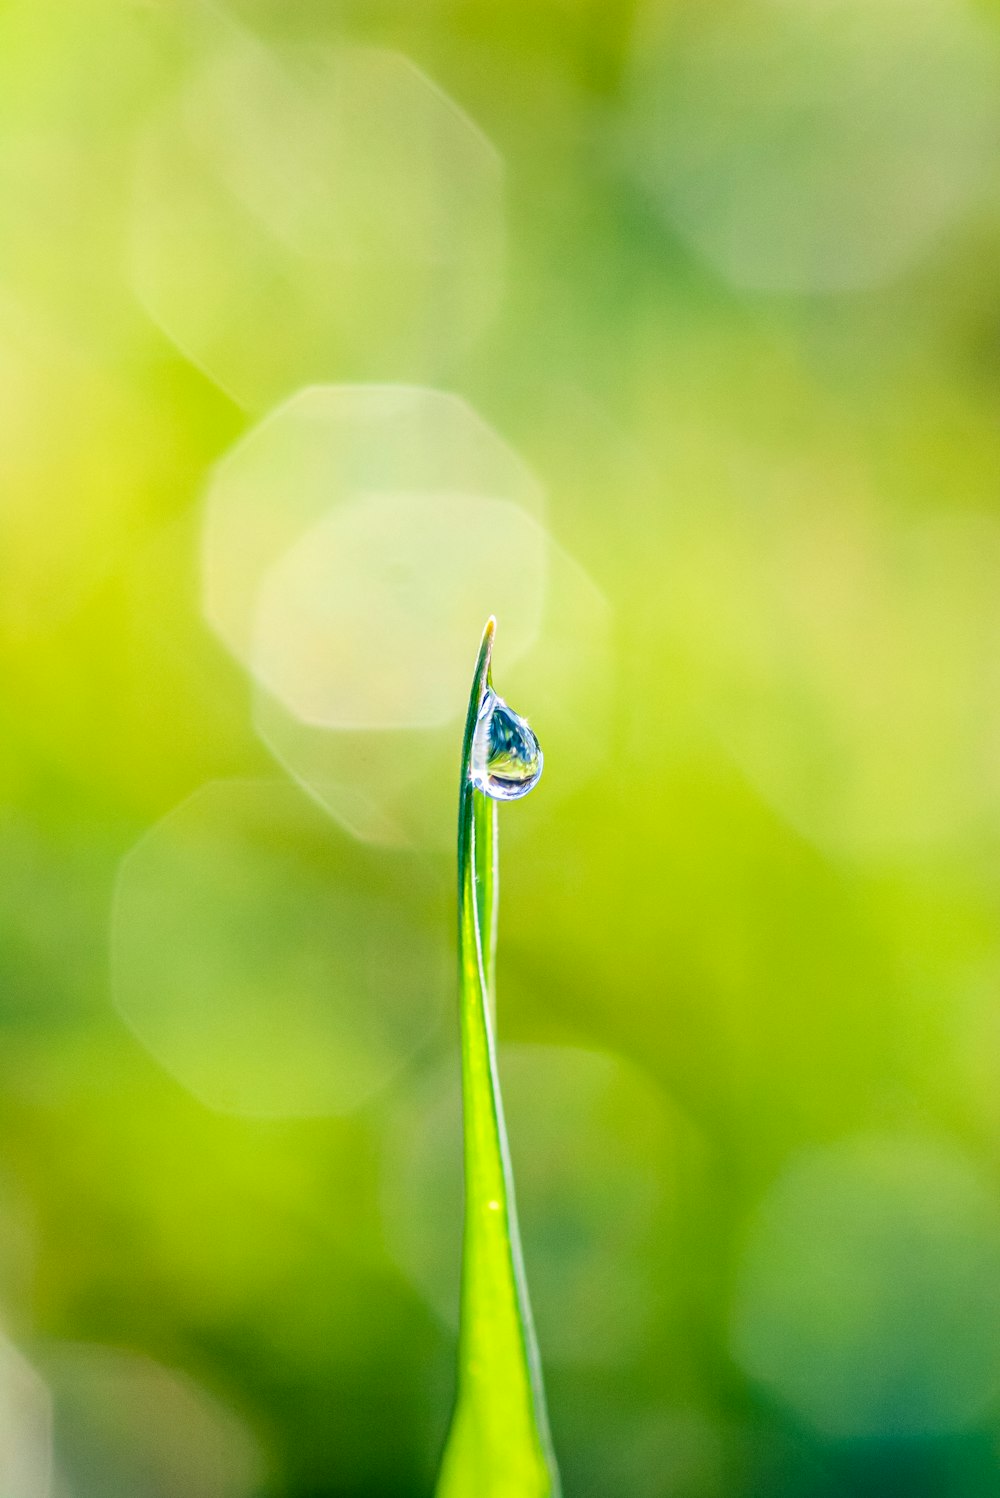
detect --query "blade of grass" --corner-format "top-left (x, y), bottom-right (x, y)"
top-left (435, 617), bottom-right (560, 1498)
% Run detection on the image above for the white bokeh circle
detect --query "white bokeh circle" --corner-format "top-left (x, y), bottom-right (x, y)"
top-left (132, 30), bottom-right (504, 409)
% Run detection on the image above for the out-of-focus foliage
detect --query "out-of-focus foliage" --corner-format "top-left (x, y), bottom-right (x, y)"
top-left (4, 0), bottom-right (1000, 1494)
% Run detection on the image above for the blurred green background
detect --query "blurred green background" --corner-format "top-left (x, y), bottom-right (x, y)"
top-left (5, 0), bottom-right (1000, 1493)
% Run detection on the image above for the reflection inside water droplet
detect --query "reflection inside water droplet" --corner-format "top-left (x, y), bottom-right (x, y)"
top-left (471, 687), bottom-right (543, 801)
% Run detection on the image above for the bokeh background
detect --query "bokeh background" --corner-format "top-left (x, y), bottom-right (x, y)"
top-left (5, 0), bottom-right (1000, 1493)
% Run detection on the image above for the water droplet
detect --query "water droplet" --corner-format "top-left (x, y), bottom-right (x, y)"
top-left (470, 688), bottom-right (543, 801)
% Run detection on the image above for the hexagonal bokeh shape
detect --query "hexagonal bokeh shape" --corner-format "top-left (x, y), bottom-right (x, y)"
top-left (0, 1333), bottom-right (51, 1498)
top-left (626, 0), bottom-right (1000, 293)
top-left (729, 1134), bottom-right (1000, 1439)
top-left (200, 382), bottom-right (613, 848)
top-left (45, 1344), bottom-right (263, 1498)
top-left (202, 384), bottom-right (546, 723)
top-left (250, 487), bottom-right (549, 731)
top-left (111, 779), bottom-right (449, 1117)
top-left (131, 28), bottom-right (504, 408)
top-left (253, 534), bottom-right (613, 849)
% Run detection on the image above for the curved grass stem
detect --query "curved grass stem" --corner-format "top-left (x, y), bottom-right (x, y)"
top-left (435, 617), bottom-right (560, 1498)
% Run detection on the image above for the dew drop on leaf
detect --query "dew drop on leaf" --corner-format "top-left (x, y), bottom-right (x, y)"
top-left (470, 687), bottom-right (543, 801)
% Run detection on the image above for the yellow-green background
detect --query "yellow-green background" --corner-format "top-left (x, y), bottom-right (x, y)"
top-left (5, 0), bottom-right (1000, 1494)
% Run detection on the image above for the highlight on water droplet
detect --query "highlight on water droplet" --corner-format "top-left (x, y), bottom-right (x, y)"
top-left (470, 685), bottom-right (543, 801)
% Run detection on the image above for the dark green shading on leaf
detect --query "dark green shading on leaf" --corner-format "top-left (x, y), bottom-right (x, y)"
top-left (435, 618), bottom-right (560, 1498)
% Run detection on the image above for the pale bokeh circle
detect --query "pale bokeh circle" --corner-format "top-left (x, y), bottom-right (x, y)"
top-left (202, 384), bottom-right (547, 728)
top-left (251, 489), bottom-right (547, 729)
top-left (626, 0), bottom-right (1000, 293)
top-left (252, 531), bottom-right (612, 849)
top-left (730, 1134), bottom-right (1000, 1438)
top-left (0, 1332), bottom-right (51, 1498)
top-left (111, 780), bottom-right (448, 1117)
top-left (132, 28), bottom-right (504, 408)
top-left (45, 1343), bottom-right (263, 1498)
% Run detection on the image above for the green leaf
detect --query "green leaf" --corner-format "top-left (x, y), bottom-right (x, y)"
top-left (435, 618), bottom-right (561, 1498)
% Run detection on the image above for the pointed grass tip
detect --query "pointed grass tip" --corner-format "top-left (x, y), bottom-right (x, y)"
top-left (481, 615), bottom-right (496, 681)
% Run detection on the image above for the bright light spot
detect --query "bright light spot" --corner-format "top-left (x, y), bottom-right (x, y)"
top-left (111, 779), bottom-right (448, 1117)
top-left (254, 528), bottom-right (612, 849)
top-left (251, 489), bottom-right (547, 729)
top-left (131, 25), bottom-right (503, 409)
top-left (625, 0), bottom-right (1000, 292)
top-left (201, 385), bottom-right (545, 716)
top-left (380, 1045), bottom-right (684, 1367)
top-left (199, 382), bottom-right (612, 849)
top-left (45, 1343), bottom-right (263, 1498)
top-left (729, 1134), bottom-right (1000, 1438)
